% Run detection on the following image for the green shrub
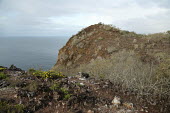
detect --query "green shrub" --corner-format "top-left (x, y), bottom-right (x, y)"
top-left (32, 70), bottom-right (45, 77)
top-left (0, 101), bottom-right (25, 113)
top-left (28, 68), bottom-right (36, 74)
top-left (32, 70), bottom-right (65, 79)
top-left (50, 83), bottom-right (60, 91)
top-left (50, 82), bottom-right (72, 100)
top-left (60, 88), bottom-right (69, 94)
top-left (12, 104), bottom-right (25, 113)
top-left (60, 88), bottom-right (72, 100)
top-left (0, 72), bottom-right (7, 80)
top-left (63, 94), bottom-right (72, 100)
top-left (0, 67), bottom-right (6, 71)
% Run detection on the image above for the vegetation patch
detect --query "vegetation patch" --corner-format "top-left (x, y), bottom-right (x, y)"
top-left (50, 82), bottom-right (72, 100)
top-left (60, 88), bottom-right (72, 100)
top-left (0, 101), bottom-right (25, 113)
top-left (156, 58), bottom-right (170, 79)
top-left (0, 72), bottom-right (7, 80)
top-left (0, 68), bottom-right (6, 71)
top-left (65, 50), bottom-right (170, 98)
top-left (31, 70), bottom-right (65, 79)
top-left (24, 81), bottom-right (38, 92)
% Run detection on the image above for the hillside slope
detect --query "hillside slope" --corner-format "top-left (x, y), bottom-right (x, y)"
top-left (52, 24), bottom-right (170, 109)
top-left (53, 23), bottom-right (170, 75)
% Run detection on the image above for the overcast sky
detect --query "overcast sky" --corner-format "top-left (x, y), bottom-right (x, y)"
top-left (0, 0), bottom-right (170, 37)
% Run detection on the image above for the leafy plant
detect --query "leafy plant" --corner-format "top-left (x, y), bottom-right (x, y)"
top-left (60, 88), bottom-right (72, 100)
top-left (32, 70), bottom-right (65, 79)
top-left (63, 94), bottom-right (72, 100)
top-left (0, 67), bottom-right (6, 71)
top-left (0, 72), bottom-right (7, 80)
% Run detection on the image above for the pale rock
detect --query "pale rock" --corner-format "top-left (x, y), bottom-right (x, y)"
top-left (79, 78), bottom-right (86, 81)
top-left (112, 96), bottom-right (121, 108)
top-left (80, 83), bottom-right (85, 86)
top-left (133, 39), bottom-right (137, 43)
top-left (87, 110), bottom-right (94, 113)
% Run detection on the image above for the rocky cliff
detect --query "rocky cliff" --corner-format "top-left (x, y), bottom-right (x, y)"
top-left (53, 23), bottom-right (170, 75)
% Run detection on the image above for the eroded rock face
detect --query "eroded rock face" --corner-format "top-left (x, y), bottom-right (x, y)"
top-left (53, 23), bottom-right (170, 74)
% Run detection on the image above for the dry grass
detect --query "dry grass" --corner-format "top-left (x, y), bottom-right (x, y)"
top-left (58, 50), bottom-right (170, 100)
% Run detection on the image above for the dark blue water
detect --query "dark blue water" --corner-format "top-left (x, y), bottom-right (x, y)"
top-left (0, 37), bottom-right (68, 70)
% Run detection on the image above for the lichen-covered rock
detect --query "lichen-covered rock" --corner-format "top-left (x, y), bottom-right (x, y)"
top-left (58, 52), bottom-right (68, 62)
top-left (75, 54), bottom-right (82, 62)
top-left (71, 36), bottom-right (79, 46)
top-left (107, 46), bottom-right (117, 53)
top-left (76, 42), bottom-right (85, 48)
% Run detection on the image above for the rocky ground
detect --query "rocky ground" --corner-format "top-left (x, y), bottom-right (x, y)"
top-left (0, 65), bottom-right (169, 113)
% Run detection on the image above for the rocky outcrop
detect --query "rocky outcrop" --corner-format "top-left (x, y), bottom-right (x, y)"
top-left (53, 23), bottom-right (170, 74)
top-left (0, 65), bottom-right (169, 113)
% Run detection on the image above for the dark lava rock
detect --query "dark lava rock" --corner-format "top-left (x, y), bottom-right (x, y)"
top-left (9, 64), bottom-right (22, 71)
top-left (79, 72), bottom-right (90, 79)
top-left (16, 82), bottom-right (28, 88)
top-left (0, 66), bottom-right (7, 68)
top-left (74, 109), bottom-right (83, 113)
top-left (0, 80), bottom-right (10, 88)
top-left (37, 84), bottom-right (51, 92)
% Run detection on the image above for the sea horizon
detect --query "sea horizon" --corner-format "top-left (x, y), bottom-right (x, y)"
top-left (0, 36), bottom-right (69, 70)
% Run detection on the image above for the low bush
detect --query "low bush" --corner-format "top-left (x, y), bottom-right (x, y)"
top-left (32, 70), bottom-right (65, 79)
top-left (0, 72), bottom-right (7, 80)
top-left (0, 67), bottom-right (6, 71)
top-left (28, 68), bottom-right (36, 74)
top-left (60, 88), bottom-right (72, 100)
top-left (0, 101), bottom-right (25, 113)
top-left (50, 83), bottom-right (72, 100)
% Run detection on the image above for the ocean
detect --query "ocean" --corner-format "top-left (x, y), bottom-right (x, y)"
top-left (0, 36), bottom-right (69, 70)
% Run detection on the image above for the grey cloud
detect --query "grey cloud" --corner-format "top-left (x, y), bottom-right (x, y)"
top-left (134, 0), bottom-right (170, 9)
top-left (0, 0), bottom-right (170, 37)
top-left (116, 11), bottom-right (170, 34)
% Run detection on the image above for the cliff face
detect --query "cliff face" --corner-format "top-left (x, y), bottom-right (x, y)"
top-left (53, 23), bottom-right (170, 74)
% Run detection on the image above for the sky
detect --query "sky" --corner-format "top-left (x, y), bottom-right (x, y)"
top-left (0, 0), bottom-right (170, 37)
